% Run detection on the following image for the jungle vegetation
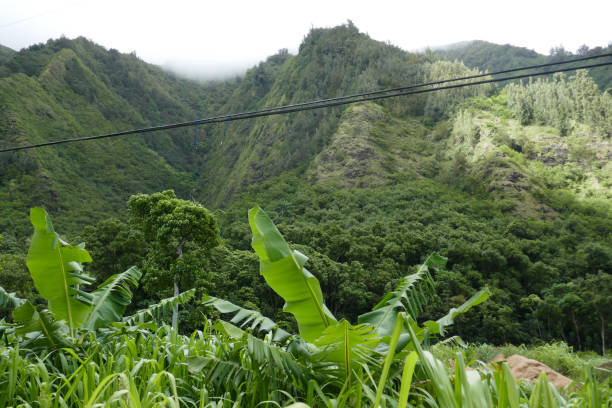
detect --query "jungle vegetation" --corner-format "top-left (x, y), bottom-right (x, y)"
top-left (0, 22), bottom-right (611, 406)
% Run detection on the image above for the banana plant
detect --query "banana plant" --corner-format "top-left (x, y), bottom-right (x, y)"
top-left (249, 206), bottom-right (384, 377)
top-left (27, 207), bottom-right (96, 336)
top-left (122, 288), bottom-right (196, 325)
top-left (84, 265), bottom-right (142, 330)
top-left (12, 301), bottom-right (72, 349)
top-left (11, 207), bottom-right (143, 346)
top-left (0, 286), bottom-right (26, 309)
top-left (202, 294), bottom-right (292, 343)
top-left (311, 319), bottom-right (380, 380)
top-left (249, 206), bottom-right (337, 343)
top-left (358, 252), bottom-right (444, 337)
top-left (207, 206), bottom-right (492, 382)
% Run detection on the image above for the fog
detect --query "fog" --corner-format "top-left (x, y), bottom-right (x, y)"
top-left (1, 0), bottom-right (610, 81)
top-left (161, 61), bottom-right (249, 81)
top-left (161, 59), bottom-right (260, 82)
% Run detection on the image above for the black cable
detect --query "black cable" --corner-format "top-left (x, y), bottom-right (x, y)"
top-left (234, 51), bottom-right (612, 116)
top-left (0, 2), bottom-right (80, 29)
top-left (190, 51), bottom-right (612, 124)
top-left (1, 59), bottom-right (611, 153)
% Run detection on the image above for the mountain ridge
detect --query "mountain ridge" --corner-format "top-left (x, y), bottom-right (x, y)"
top-left (1, 27), bottom-right (611, 237)
top-left (0, 44), bottom-right (15, 65)
top-left (435, 39), bottom-right (612, 91)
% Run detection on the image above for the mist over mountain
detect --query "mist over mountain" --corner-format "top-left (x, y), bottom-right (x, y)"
top-left (1, 23), bottom-right (611, 352)
top-left (161, 58), bottom-right (259, 81)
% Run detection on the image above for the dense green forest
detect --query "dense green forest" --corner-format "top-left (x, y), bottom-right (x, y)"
top-left (0, 23), bottom-right (611, 406)
top-left (435, 40), bottom-right (612, 92)
top-left (0, 44), bottom-right (15, 65)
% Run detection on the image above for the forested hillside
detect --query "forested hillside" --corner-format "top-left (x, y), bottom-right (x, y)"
top-left (1, 24), bottom-right (611, 356)
top-left (436, 40), bottom-right (612, 91)
top-left (0, 36), bottom-right (241, 238)
top-left (0, 44), bottom-right (15, 65)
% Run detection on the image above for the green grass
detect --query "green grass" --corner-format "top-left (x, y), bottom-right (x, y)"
top-left (1, 324), bottom-right (610, 407)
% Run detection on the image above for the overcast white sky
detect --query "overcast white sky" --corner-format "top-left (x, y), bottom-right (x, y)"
top-left (1, 0), bottom-right (611, 79)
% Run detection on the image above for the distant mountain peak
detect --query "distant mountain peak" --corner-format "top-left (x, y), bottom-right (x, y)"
top-left (0, 44), bottom-right (16, 64)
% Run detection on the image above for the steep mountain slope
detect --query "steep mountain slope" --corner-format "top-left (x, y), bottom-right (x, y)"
top-left (308, 102), bottom-right (431, 187)
top-left (0, 26), bottom-right (500, 239)
top-left (194, 24), bottom-right (434, 206)
top-left (0, 37), bottom-right (245, 239)
top-left (194, 24), bottom-right (501, 206)
top-left (0, 44), bottom-right (15, 65)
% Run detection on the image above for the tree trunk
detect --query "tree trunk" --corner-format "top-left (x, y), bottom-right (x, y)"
top-left (531, 308), bottom-right (542, 338)
top-left (571, 311), bottom-right (581, 351)
top-left (535, 318), bottom-right (542, 339)
top-left (172, 238), bottom-right (186, 331)
top-left (172, 277), bottom-right (179, 330)
top-left (560, 325), bottom-right (567, 343)
top-left (600, 313), bottom-right (606, 356)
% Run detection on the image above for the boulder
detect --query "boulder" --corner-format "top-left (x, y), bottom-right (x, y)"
top-left (597, 361), bottom-right (612, 380)
top-left (490, 354), bottom-right (572, 389)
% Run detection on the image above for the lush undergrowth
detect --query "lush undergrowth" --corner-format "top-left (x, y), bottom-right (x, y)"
top-left (1, 206), bottom-right (611, 407)
top-left (2, 324), bottom-right (611, 407)
top-left (433, 342), bottom-right (612, 381)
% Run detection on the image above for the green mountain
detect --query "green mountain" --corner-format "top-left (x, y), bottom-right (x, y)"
top-left (0, 44), bottom-right (15, 65)
top-left (436, 40), bottom-right (612, 91)
top-left (435, 40), bottom-right (546, 72)
top-left (1, 25), bottom-right (611, 351)
top-left (0, 36), bottom-right (241, 237)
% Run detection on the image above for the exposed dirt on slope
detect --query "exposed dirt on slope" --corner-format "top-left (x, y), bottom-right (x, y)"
top-left (490, 354), bottom-right (572, 389)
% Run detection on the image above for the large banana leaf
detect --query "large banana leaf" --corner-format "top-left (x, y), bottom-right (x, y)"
top-left (493, 362), bottom-right (520, 408)
top-left (249, 206), bottom-right (336, 343)
top-left (0, 285), bottom-right (26, 309)
top-left (358, 253), bottom-right (445, 337)
top-left (312, 320), bottom-right (379, 380)
top-left (84, 266), bottom-right (142, 330)
top-left (405, 321), bottom-right (457, 408)
top-left (13, 301), bottom-right (72, 349)
top-left (26, 208), bottom-right (96, 336)
top-left (203, 294), bottom-right (291, 342)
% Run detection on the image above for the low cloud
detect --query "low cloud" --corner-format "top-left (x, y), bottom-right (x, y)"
top-left (160, 58), bottom-right (259, 81)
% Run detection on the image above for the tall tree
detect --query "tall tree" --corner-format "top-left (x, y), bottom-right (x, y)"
top-left (580, 273), bottom-right (612, 355)
top-left (127, 190), bottom-right (219, 330)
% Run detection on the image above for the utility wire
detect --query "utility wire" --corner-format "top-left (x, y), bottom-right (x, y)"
top-left (227, 51), bottom-right (612, 116)
top-left (1, 58), bottom-right (611, 153)
top-left (173, 52), bottom-right (612, 124)
top-left (0, 2), bottom-right (82, 29)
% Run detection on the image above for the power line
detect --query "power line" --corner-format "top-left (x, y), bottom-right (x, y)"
top-left (1, 58), bottom-right (611, 153)
top-left (0, 2), bottom-right (81, 30)
top-left (172, 51), bottom-right (612, 123)
top-left (240, 51), bottom-right (612, 115)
